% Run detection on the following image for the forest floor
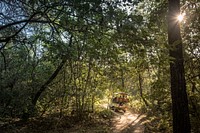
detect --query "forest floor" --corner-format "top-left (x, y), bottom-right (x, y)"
top-left (64, 109), bottom-right (147, 133)
top-left (0, 106), bottom-right (149, 133)
top-left (110, 109), bottom-right (147, 133)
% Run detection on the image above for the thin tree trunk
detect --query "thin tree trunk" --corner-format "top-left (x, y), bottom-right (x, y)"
top-left (32, 58), bottom-right (67, 106)
top-left (167, 0), bottom-right (191, 132)
top-left (32, 35), bottom-right (73, 106)
top-left (121, 66), bottom-right (125, 90)
top-left (138, 72), bottom-right (149, 107)
top-left (82, 58), bottom-right (92, 113)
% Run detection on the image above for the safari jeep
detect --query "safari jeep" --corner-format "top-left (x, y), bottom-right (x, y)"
top-left (109, 92), bottom-right (129, 113)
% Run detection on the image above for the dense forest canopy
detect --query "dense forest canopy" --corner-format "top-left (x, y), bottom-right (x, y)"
top-left (0, 0), bottom-right (199, 132)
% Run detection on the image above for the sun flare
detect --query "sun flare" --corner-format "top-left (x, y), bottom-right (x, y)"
top-left (177, 13), bottom-right (185, 22)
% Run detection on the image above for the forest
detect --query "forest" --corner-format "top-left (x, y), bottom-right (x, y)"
top-left (0, 0), bottom-right (199, 133)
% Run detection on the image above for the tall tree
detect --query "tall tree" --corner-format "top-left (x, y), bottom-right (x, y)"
top-left (167, 0), bottom-right (191, 132)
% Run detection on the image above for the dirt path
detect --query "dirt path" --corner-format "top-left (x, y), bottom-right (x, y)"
top-left (111, 110), bottom-right (146, 133)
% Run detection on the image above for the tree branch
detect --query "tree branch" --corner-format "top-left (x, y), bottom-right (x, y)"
top-left (0, 12), bottom-right (42, 50)
top-left (32, 35), bottom-right (73, 106)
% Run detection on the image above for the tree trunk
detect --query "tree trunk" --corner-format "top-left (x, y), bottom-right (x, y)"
top-left (138, 72), bottom-right (149, 107)
top-left (32, 35), bottom-right (73, 106)
top-left (167, 0), bottom-right (191, 132)
top-left (32, 58), bottom-right (67, 106)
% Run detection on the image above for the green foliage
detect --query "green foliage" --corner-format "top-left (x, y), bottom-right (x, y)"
top-left (0, 0), bottom-right (200, 132)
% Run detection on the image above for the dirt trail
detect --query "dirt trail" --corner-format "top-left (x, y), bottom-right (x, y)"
top-left (111, 110), bottom-right (146, 133)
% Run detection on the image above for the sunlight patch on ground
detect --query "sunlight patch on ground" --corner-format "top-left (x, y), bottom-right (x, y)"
top-left (99, 101), bottom-right (146, 133)
top-left (112, 110), bottom-right (146, 133)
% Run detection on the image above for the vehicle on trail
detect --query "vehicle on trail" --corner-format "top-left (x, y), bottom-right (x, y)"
top-left (109, 92), bottom-right (129, 113)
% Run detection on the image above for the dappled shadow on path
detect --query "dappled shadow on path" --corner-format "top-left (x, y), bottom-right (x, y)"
top-left (111, 110), bottom-right (147, 133)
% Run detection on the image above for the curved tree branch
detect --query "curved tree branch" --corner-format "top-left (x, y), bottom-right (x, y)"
top-left (32, 35), bottom-right (73, 106)
top-left (0, 12), bottom-right (42, 50)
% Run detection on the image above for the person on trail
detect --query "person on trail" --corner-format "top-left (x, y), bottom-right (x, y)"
top-left (119, 96), bottom-right (124, 106)
top-left (112, 97), bottom-right (118, 103)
